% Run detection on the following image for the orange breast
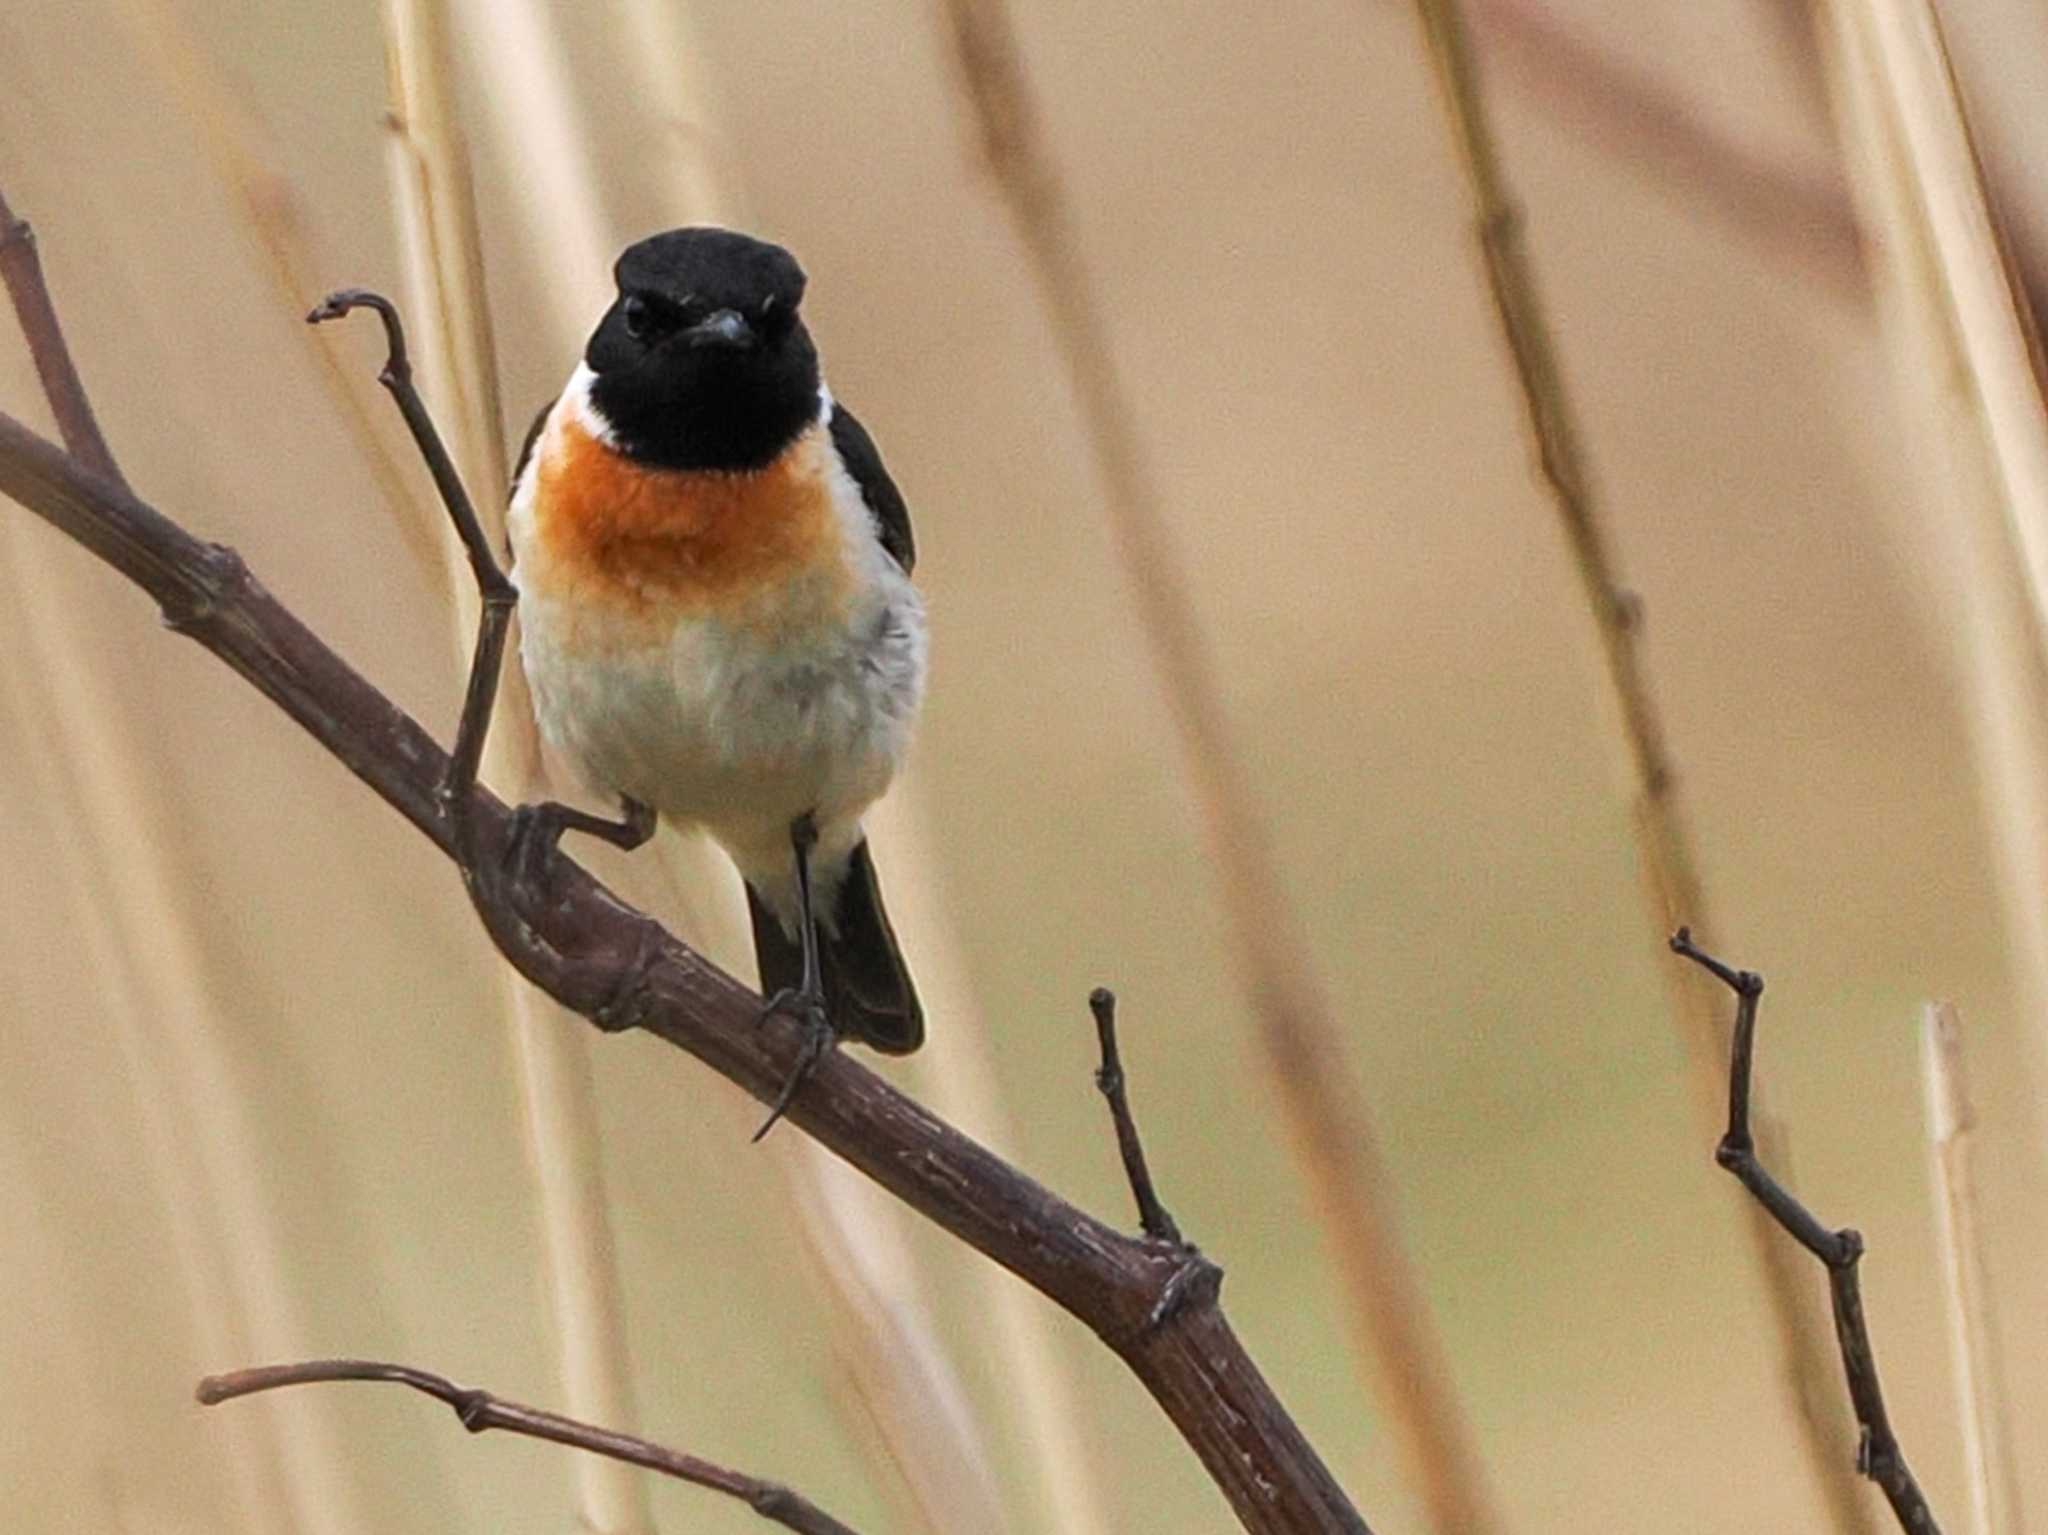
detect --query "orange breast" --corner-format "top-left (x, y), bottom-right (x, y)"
top-left (532, 415), bottom-right (850, 621)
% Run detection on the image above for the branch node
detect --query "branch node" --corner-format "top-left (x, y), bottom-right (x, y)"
top-left (593, 919), bottom-right (666, 1033)
top-left (1477, 199), bottom-right (1522, 245)
top-left (1610, 586), bottom-right (1644, 634)
top-left (451, 1387), bottom-right (491, 1433)
top-left (750, 1486), bottom-right (798, 1518)
top-left (160, 543), bottom-right (252, 635)
top-left (1143, 1250), bottom-right (1223, 1336)
top-left (1669, 926), bottom-right (1761, 997)
top-left (1832, 1226), bottom-right (1865, 1271)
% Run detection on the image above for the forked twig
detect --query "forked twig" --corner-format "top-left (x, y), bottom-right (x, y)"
top-left (0, 187), bottom-right (123, 486)
top-left (196, 1360), bottom-right (861, 1535)
top-left (1670, 929), bottom-right (1940, 1535)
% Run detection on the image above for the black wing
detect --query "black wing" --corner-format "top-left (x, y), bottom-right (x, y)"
top-left (828, 402), bottom-right (915, 574)
top-left (512, 400), bottom-right (551, 497)
top-left (501, 401), bottom-right (553, 569)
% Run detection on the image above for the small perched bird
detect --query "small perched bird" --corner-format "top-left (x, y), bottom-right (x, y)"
top-left (506, 228), bottom-right (927, 1130)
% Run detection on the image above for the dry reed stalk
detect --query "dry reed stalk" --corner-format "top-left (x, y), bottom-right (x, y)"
top-left (936, 5), bottom-right (1501, 1532)
top-left (869, 786), bottom-right (1111, 1535)
top-left (446, 0), bottom-right (612, 308)
top-left (1826, 0), bottom-right (2048, 1159)
top-left (0, 535), bottom-right (278, 1535)
top-left (0, 553), bottom-right (362, 1535)
top-left (111, 0), bottom-right (446, 593)
top-left (780, 1153), bottom-right (1011, 1535)
top-left (433, 5), bottom-right (1026, 1529)
top-left (1401, 2), bottom-right (1880, 1528)
top-left (1464, 0), bottom-right (1865, 297)
top-left (1921, 1004), bottom-right (2025, 1535)
top-left (379, 8), bottom-right (652, 1535)
top-left (1854, 0), bottom-right (2048, 630)
top-left (616, 0), bottom-right (738, 226)
top-left (1818, 0), bottom-right (2048, 1177)
top-left (0, 172), bottom-right (360, 1535)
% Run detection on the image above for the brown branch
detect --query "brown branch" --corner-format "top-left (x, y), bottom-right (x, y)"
top-left (0, 228), bottom-right (1368, 1535)
top-left (1089, 988), bottom-right (1181, 1245)
top-left (196, 1360), bottom-right (860, 1535)
top-left (1670, 930), bottom-right (1941, 1535)
top-left (0, 185), bottom-right (124, 485)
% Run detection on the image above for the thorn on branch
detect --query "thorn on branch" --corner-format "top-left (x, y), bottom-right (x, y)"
top-left (1669, 932), bottom-right (1942, 1535)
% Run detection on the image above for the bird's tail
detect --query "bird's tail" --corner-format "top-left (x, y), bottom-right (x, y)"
top-left (747, 837), bottom-right (924, 1054)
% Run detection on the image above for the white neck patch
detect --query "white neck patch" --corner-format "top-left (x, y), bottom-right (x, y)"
top-left (561, 361), bottom-right (619, 446)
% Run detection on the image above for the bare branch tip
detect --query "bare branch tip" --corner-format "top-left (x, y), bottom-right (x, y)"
top-left (305, 287), bottom-right (410, 375)
top-left (1668, 928), bottom-right (1761, 997)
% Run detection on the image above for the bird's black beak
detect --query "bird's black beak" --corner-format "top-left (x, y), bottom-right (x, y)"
top-left (684, 308), bottom-right (755, 350)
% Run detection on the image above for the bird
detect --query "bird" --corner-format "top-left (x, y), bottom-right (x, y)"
top-left (504, 227), bottom-right (927, 1135)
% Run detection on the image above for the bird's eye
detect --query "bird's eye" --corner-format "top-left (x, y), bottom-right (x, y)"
top-left (621, 293), bottom-right (653, 341)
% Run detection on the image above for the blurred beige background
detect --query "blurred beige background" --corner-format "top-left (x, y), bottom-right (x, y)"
top-left (1, 0), bottom-right (2043, 1531)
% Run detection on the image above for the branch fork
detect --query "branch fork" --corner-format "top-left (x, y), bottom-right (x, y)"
top-left (0, 202), bottom-right (1373, 1534)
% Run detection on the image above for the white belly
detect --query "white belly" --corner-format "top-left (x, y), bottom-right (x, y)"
top-left (516, 566), bottom-right (925, 878)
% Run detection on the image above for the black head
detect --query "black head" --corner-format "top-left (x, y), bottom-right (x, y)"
top-left (584, 228), bottom-right (819, 471)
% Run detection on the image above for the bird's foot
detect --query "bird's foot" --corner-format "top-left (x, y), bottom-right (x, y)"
top-left (504, 802), bottom-right (569, 894)
top-left (753, 987), bottom-right (835, 1141)
top-left (502, 797), bottom-right (656, 896)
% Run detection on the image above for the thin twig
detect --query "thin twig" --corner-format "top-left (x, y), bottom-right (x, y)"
top-left (0, 185), bottom-right (122, 485)
top-left (1670, 930), bottom-right (1940, 1535)
top-left (196, 1361), bottom-right (862, 1535)
top-left (1402, 3), bottom-right (1875, 1527)
top-left (936, 7), bottom-right (1497, 1533)
top-left (1920, 1004), bottom-right (2025, 1535)
top-left (1088, 988), bottom-right (1181, 1245)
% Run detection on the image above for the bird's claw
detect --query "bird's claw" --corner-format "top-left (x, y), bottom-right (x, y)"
top-left (753, 988), bottom-right (835, 1141)
top-left (504, 804), bottom-right (564, 893)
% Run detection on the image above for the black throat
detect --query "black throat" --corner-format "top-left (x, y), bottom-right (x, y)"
top-left (589, 321), bottom-right (822, 472)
